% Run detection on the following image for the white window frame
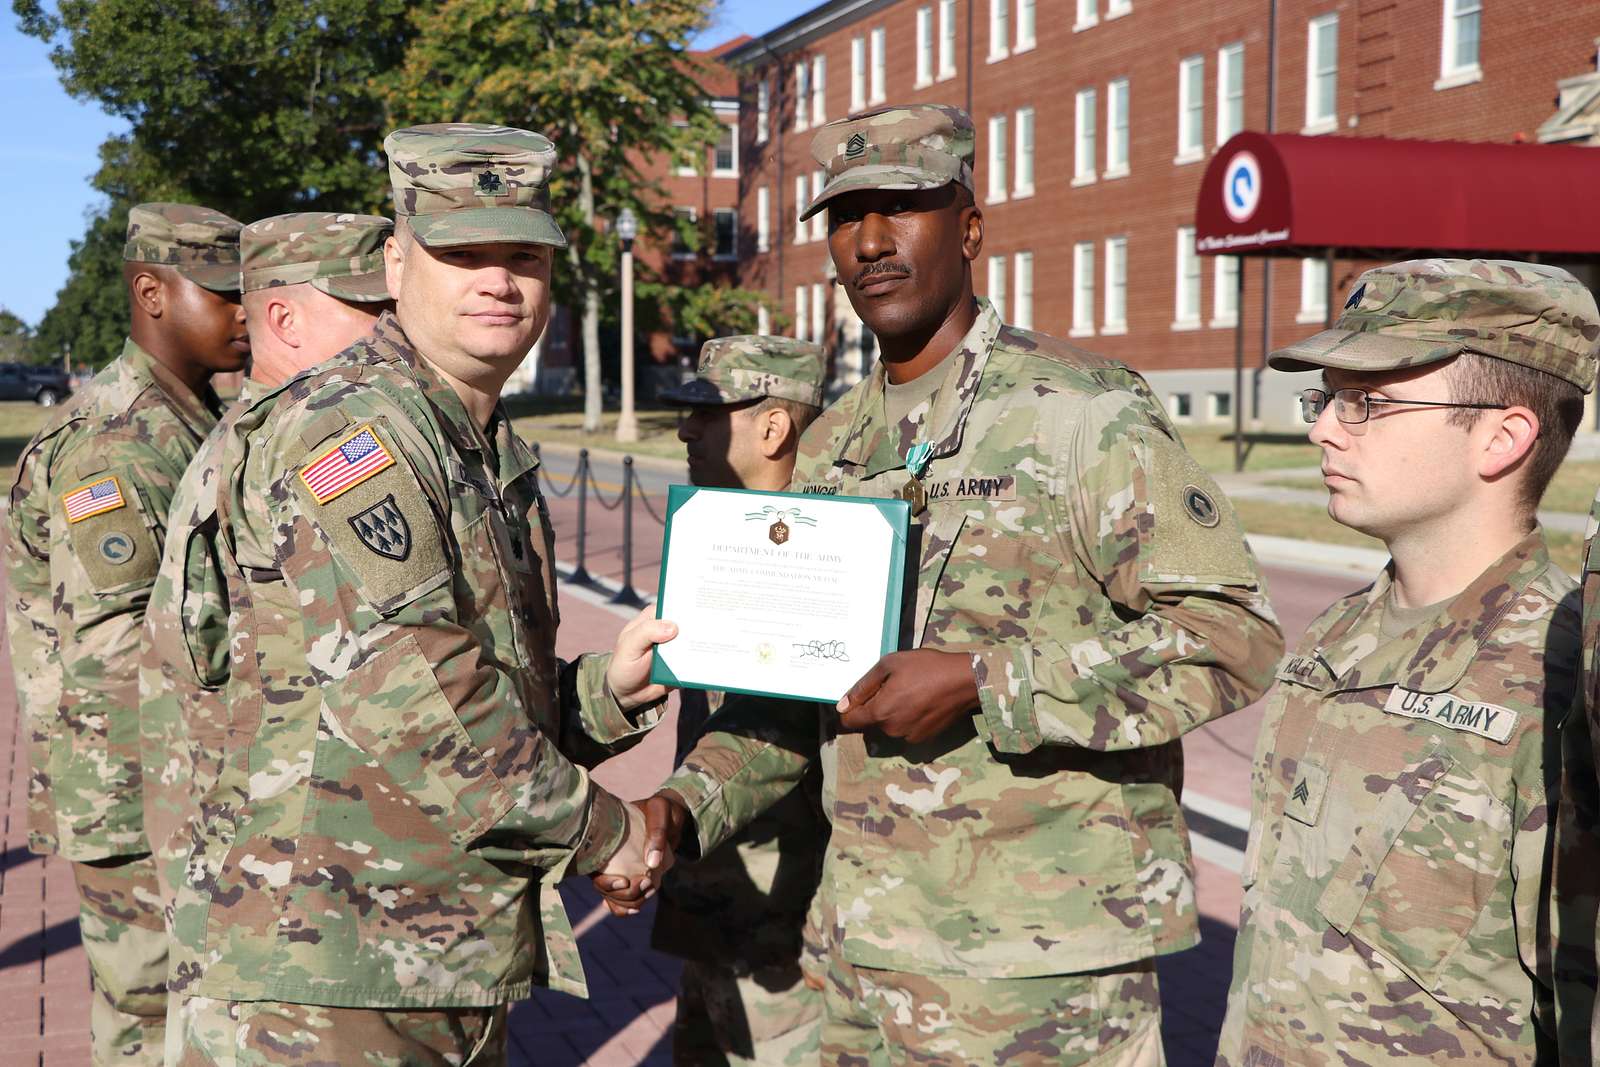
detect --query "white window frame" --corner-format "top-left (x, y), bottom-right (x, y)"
top-left (1176, 54), bottom-right (1205, 163)
top-left (1436, 0), bottom-right (1483, 89)
top-left (1014, 107), bottom-right (1035, 198)
top-left (712, 122), bottom-right (738, 178)
top-left (1304, 14), bottom-right (1339, 134)
top-left (756, 78), bottom-right (770, 145)
top-left (851, 36), bottom-right (867, 111)
top-left (757, 303), bottom-right (772, 336)
top-left (1106, 78), bottom-right (1130, 177)
top-left (987, 255), bottom-right (1008, 322)
top-left (1173, 227), bottom-right (1201, 330)
top-left (1211, 255), bottom-right (1239, 328)
top-left (1072, 242), bottom-right (1096, 336)
top-left (1167, 392), bottom-right (1194, 422)
top-left (916, 7), bottom-right (935, 87)
top-left (794, 175), bottom-right (808, 244)
top-left (1104, 236), bottom-right (1127, 334)
top-left (1016, 0), bottom-right (1037, 52)
top-left (712, 208), bottom-right (738, 261)
top-left (939, 0), bottom-right (958, 79)
top-left (988, 0), bottom-right (1010, 62)
top-left (1299, 257), bottom-right (1330, 323)
top-left (673, 121), bottom-right (697, 177)
top-left (811, 54), bottom-right (826, 125)
top-left (1075, 0), bottom-right (1098, 32)
top-left (811, 282), bottom-right (825, 345)
top-left (795, 285), bottom-right (808, 340)
top-left (1107, 0), bottom-right (1132, 17)
top-left (795, 62), bottom-right (810, 132)
top-left (1217, 43), bottom-right (1245, 145)
top-left (1074, 88), bottom-right (1098, 185)
top-left (870, 28), bottom-right (887, 103)
top-left (986, 115), bottom-right (1008, 203)
top-left (810, 170), bottom-right (826, 242)
top-left (671, 206), bottom-right (697, 261)
top-left (756, 185), bottom-right (770, 253)
top-left (1013, 251), bottom-right (1034, 329)
top-left (1207, 391), bottom-right (1233, 421)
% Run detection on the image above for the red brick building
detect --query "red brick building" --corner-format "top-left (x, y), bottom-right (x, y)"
top-left (726, 0), bottom-right (1600, 427)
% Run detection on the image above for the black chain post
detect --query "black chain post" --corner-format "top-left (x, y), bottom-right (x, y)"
top-left (570, 449), bottom-right (593, 586)
top-left (609, 456), bottom-right (647, 608)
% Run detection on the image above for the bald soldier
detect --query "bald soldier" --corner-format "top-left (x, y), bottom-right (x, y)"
top-left (4, 203), bottom-right (247, 1065)
top-left (1217, 260), bottom-right (1598, 1065)
top-left (139, 211), bottom-right (394, 927)
top-left (164, 125), bottom-right (674, 1066)
top-left (623, 105), bottom-right (1282, 1063)
top-left (652, 337), bottom-right (829, 1065)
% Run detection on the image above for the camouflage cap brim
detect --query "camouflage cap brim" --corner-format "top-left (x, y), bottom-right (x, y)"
top-left (798, 161), bottom-right (961, 221)
top-left (657, 377), bottom-right (746, 408)
top-left (410, 207), bottom-right (568, 249)
top-left (1268, 328), bottom-right (1468, 376)
top-left (313, 270), bottom-right (393, 304)
top-left (176, 262), bottom-right (243, 293)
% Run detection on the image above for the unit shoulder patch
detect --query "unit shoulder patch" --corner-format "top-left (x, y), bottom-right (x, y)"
top-left (1382, 687), bottom-right (1519, 744)
top-left (298, 424), bottom-right (395, 505)
top-left (348, 493), bottom-right (413, 561)
top-left (61, 475), bottom-right (126, 524)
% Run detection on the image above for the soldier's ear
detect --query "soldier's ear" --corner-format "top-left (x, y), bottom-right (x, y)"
top-left (129, 268), bottom-right (165, 318)
top-left (265, 294), bottom-right (299, 350)
top-left (383, 234), bottom-right (406, 301)
top-left (759, 406), bottom-right (795, 459)
top-left (960, 204), bottom-right (983, 263)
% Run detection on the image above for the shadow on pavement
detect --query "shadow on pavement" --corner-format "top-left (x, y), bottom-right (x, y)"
top-left (0, 917), bottom-right (79, 972)
top-left (1158, 913), bottom-right (1239, 1066)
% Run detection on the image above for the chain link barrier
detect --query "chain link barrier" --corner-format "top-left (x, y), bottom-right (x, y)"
top-left (533, 446), bottom-right (664, 607)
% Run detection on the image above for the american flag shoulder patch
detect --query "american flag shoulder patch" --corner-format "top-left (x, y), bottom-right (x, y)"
top-left (62, 475), bottom-right (127, 524)
top-left (298, 424), bottom-right (397, 505)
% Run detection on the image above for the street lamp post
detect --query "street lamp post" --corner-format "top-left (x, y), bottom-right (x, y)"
top-left (615, 207), bottom-right (639, 444)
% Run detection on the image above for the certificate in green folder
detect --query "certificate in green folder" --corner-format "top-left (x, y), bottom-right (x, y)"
top-left (649, 485), bottom-right (910, 704)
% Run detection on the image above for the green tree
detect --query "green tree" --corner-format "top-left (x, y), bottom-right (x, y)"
top-left (385, 0), bottom-right (725, 431)
top-left (0, 308), bottom-right (34, 363)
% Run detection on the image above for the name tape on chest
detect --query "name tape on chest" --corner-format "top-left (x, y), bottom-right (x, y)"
top-left (796, 475), bottom-right (1016, 501)
top-left (62, 475), bottom-right (126, 523)
top-left (1276, 653), bottom-right (1330, 686)
top-left (298, 424), bottom-right (396, 505)
top-left (1382, 687), bottom-right (1519, 744)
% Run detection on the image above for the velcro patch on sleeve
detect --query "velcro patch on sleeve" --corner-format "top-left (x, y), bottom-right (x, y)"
top-left (61, 475), bottom-right (126, 523)
top-left (298, 424), bottom-right (395, 505)
top-left (1382, 687), bottom-right (1518, 744)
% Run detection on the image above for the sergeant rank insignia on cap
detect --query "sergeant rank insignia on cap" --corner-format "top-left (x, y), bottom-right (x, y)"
top-left (845, 132), bottom-right (867, 160)
top-left (62, 476), bottom-right (126, 523)
top-left (299, 425), bottom-right (396, 505)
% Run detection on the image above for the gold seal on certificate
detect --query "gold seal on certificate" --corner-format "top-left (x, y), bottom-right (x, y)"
top-left (650, 486), bottom-right (910, 703)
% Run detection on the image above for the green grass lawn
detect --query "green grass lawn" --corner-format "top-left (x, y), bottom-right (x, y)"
top-left (1273, 459), bottom-right (1600, 517)
top-left (0, 401), bottom-right (55, 471)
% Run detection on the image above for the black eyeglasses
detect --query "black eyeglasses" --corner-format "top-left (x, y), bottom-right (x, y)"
top-left (1298, 387), bottom-right (1508, 426)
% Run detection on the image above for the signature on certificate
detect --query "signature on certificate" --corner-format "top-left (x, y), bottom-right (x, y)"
top-left (793, 639), bottom-right (850, 663)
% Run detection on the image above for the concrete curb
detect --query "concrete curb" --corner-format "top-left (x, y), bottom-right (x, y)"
top-left (1248, 533), bottom-right (1387, 578)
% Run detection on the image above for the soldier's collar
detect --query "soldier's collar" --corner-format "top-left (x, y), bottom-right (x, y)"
top-left (120, 337), bottom-right (226, 436)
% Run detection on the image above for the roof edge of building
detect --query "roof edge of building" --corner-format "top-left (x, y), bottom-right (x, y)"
top-left (723, 0), bottom-right (899, 64)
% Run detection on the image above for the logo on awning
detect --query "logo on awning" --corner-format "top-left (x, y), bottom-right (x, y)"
top-left (1223, 151), bottom-right (1261, 223)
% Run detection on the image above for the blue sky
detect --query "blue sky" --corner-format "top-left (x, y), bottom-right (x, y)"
top-left (0, 0), bottom-right (815, 328)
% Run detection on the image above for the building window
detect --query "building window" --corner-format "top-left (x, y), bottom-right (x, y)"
top-left (713, 209), bottom-right (737, 260)
top-left (757, 303), bottom-right (772, 335)
top-left (672, 207), bottom-right (696, 260)
top-left (673, 120), bottom-right (696, 177)
top-left (939, 0), bottom-right (957, 79)
top-left (1168, 392), bottom-right (1193, 420)
top-left (1104, 236), bottom-right (1127, 333)
top-left (916, 7), bottom-right (934, 86)
top-left (756, 79), bottom-right (770, 144)
top-left (988, 255), bottom-right (1008, 321)
top-left (811, 55), bottom-right (826, 125)
top-left (1299, 257), bottom-right (1329, 323)
top-left (795, 62), bottom-right (810, 131)
top-left (987, 115), bottom-right (1008, 203)
top-left (1306, 14), bottom-right (1339, 132)
top-left (756, 186), bottom-right (770, 253)
top-left (1073, 241), bottom-right (1096, 336)
top-left (810, 170), bottom-right (826, 242)
top-left (1076, 0), bottom-right (1098, 31)
top-left (989, 0), bottom-right (1010, 61)
top-left (1208, 391), bottom-right (1233, 420)
top-left (1211, 255), bottom-right (1239, 327)
top-left (870, 27), bottom-right (887, 103)
top-left (1107, 78), bottom-right (1130, 177)
top-left (1174, 227), bottom-right (1200, 328)
top-left (1074, 88), bottom-right (1098, 184)
top-left (1217, 43), bottom-right (1244, 143)
top-left (1107, 0), bottom-right (1131, 15)
top-left (794, 175), bottom-right (808, 243)
top-left (1438, 0), bottom-right (1482, 87)
top-left (1014, 251), bottom-right (1034, 329)
top-left (811, 283), bottom-right (825, 345)
top-left (713, 124), bottom-right (736, 177)
top-left (1014, 107), bottom-right (1035, 197)
top-left (1016, 0), bottom-right (1037, 51)
top-left (851, 36), bottom-right (867, 111)
top-left (795, 285), bottom-right (808, 340)
top-left (1177, 55), bottom-right (1205, 162)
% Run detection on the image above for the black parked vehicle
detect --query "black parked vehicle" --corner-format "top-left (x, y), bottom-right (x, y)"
top-left (0, 363), bottom-right (72, 406)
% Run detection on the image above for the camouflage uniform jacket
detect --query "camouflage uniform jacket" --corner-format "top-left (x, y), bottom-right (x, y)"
top-left (161, 313), bottom-right (655, 1008)
top-left (652, 687), bottom-right (827, 972)
top-left (664, 301), bottom-right (1282, 978)
top-left (5, 338), bottom-right (223, 859)
top-left (1218, 531), bottom-right (1582, 1066)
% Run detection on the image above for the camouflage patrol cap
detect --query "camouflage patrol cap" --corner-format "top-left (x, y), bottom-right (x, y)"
top-left (659, 335), bottom-right (826, 408)
top-left (1270, 258), bottom-right (1600, 393)
top-left (384, 123), bottom-right (567, 249)
top-left (799, 104), bottom-right (975, 222)
top-left (241, 213), bottom-right (393, 303)
top-left (123, 202), bottom-right (243, 292)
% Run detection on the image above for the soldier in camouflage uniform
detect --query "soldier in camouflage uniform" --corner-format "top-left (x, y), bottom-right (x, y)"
top-left (138, 212), bottom-right (393, 924)
top-left (648, 336), bottom-right (829, 1065)
top-left (163, 125), bottom-right (675, 1066)
top-left (627, 105), bottom-right (1283, 1064)
top-left (4, 202), bottom-right (247, 1066)
top-left (1216, 259), bottom-right (1599, 1066)
top-left (1565, 487), bottom-right (1600, 1059)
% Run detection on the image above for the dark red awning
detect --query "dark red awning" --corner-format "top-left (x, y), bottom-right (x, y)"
top-left (1195, 132), bottom-right (1600, 258)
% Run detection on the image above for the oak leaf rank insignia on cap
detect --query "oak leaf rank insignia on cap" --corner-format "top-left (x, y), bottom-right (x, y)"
top-left (298, 425), bottom-right (396, 505)
top-left (385, 123), bottom-right (568, 249)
